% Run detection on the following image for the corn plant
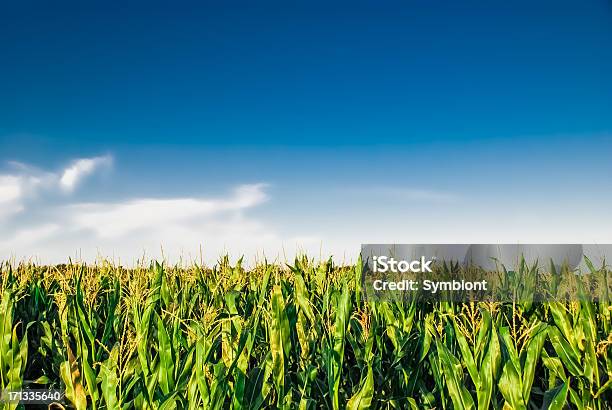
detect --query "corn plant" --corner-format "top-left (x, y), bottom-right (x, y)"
top-left (0, 257), bottom-right (611, 409)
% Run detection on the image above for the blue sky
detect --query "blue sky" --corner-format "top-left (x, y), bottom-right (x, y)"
top-left (1, 1), bottom-right (611, 264)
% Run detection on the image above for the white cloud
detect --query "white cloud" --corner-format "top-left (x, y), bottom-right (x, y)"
top-left (7, 155), bottom-right (612, 267)
top-left (0, 155), bottom-right (112, 222)
top-left (66, 183), bottom-right (269, 238)
top-left (0, 176), bottom-right (25, 219)
top-left (0, 173), bottom-right (53, 218)
top-left (0, 157), bottom-right (284, 264)
top-left (0, 176), bottom-right (22, 203)
top-left (1, 183), bottom-right (284, 265)
top-left (60, 155), bottom-right (112, 192)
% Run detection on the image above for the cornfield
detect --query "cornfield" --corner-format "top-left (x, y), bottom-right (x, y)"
top-left (1, 256), bottom-right (611, 409)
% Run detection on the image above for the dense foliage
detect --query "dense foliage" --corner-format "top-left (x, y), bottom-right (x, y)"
top-left (1, 257), bottom-right (611, 409)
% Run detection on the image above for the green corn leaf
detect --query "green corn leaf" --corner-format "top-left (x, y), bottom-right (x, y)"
top-left (157, 315), bottom-right (176, 395)
top-left (100, 346), bottom-right (120, 410)
top-left (499, 327), bottom-right (520, 373)
top-left (294, 274), bottom-right (315, 323)
top-left (548, 327), bottom-right (582, 377)
top-left (498, 360), bottom-right (525, 410)
top-left (477, 323), bottom-right (500, 410)
top-left (569, 387), bottom-right (585, 410)
top-left (541, 350), bottom-right (567, 382)
top-left (521, 323), bottom-right (547, 402)
top-left (60, 354), bottom-right (88, 410)
top-left (436, 341), bottom-right (475, 410)
top-left (346, 364), bottom-right (374, 410)
top-left (269, 284), bottom-right (291, 407)
top-left (549, 302), bottom-right (578, 353)
top-left (579, 302), bottom-right (599, 387)
top-left (323, 282), bottom-right (351, 410)
top-left (475, 309), bottom-right (492, 364)
top-left (547, 380), bottom-right (569, 410)
top-left (594, 378), bottom-right (612, 399)
top-left (453, 320), bottom-right (479, 389)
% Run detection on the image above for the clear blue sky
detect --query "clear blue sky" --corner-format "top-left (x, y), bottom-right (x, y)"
top-left (1, 1), bottom-right (611, 263)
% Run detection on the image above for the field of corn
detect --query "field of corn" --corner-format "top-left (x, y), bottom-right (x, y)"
top-left (1, 257), bottom-right (612, 409)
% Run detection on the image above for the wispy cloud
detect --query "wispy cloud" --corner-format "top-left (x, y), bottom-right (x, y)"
top-left (59, 155), bottom-right (113, 192)
top-left (66, 183), bottom-right (269, 238)
top-left (9, 155), bottom-right (610, 266)
top-left (0, 155), bottom-right (113, 221)
top-left (0, 175), bottom-right (26, 218)
top-left (0, 156), bottom-right (283, 264)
